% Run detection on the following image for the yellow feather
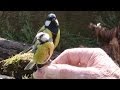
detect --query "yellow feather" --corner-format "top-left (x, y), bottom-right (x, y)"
top-left (33, 41), bottom-right (54, 64)
top-left (38, 26), bottom-right (60, 49)
top-left (54, 29), bottom-right (60, 49)
top-left (37, 25), bottom-right (53, 41)
top-left (20, 24), bottom-right (60, 54)
top-left (24, 41), bottom-right (54, 70)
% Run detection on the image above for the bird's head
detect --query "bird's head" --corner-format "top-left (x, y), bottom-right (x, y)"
top-left (36, 32), bottom-right (50, 43)
top-left (47, 13), bottom-right (56, 21)
top-left (44, 13), bottom-right (59, 34)
top-left (45, 13), bottom-right (59, 27)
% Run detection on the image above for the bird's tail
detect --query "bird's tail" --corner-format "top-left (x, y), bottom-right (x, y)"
top-left (24, 61), bottom-right (36, 70)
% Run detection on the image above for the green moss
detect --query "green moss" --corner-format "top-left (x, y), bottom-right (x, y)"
top-left (4, 53), bottom-right (33, 66)
top-left (0, 53), bottom-right (34, 79)
top-left (56, 30), bottom-right (98, 52)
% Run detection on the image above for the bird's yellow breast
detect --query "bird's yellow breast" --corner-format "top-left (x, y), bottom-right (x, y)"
top-left (38, 25), bottom-right (60, 49)
top-left (43, 29), bottom-right (53, 38)
top-left (42, 28), bottom-right (60, 49)
top-left (33, 41), bottom-right (54, 64)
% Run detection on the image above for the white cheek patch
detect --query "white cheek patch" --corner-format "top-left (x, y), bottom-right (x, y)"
top-left (36, 32), bottom-right (50, 42)
top-left (55, 19), bottom-right (59, 26)
top-left (36, 32), bottom-right (44, 39)
top-left (41, 33), bottom-right (50, 42)
top-left (45, 20), bottom-right (51, 26)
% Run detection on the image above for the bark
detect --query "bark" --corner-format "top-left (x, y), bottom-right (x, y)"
top-left (0, 37), bottom-right (31, 60)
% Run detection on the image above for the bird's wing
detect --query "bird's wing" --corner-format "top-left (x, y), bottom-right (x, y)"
top-left (45, 42), bottom-right (55, 63)
top-left (32, 36), bottom-right (37, 45)
top-left (24, 43), bottom-right (41, 70)
top-left (19, 37), bottom-right (39, 54)
top-left (31, 40), bottom-right (40, 54)
top-left (32, 25), bottom-right (46, 44)
top-left (19, 26), bottom-right (44, 54)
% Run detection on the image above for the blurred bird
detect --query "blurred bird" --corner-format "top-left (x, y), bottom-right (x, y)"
top-left (20, 13), bottom-right (60, 54)
top-left (24, 32), bottom-right (54, 70)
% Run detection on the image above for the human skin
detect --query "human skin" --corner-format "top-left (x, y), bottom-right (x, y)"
top-left (33, 48), bottom-right (120, 79)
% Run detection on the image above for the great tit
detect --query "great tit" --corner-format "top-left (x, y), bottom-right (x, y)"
top-left (24, 32), bottom-right (54, 70)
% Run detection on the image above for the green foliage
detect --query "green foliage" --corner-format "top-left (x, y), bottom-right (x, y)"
top-left (19, 20), bottom-right (36, 43)
top-left (56, 29), bottom-right (98, 52)
top-left (0, 12), bottom-right (36, 44)
top-left (95, 11), bottom-right (120, 29)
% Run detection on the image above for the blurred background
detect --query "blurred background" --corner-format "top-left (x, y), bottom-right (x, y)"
top-left (0, 11), bottom-right (119, 52)
top-left (1, 11), bottom-right (120, 79)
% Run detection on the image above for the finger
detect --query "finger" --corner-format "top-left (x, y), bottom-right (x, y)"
top-left (33, 64), bottom-right (118, 79)
top-left (52, 48), bottom-right (107, 67)
top-left (33, 64), bottom-right (60, 79)
top-left (51, 49), bottom-right (70, 64)
top-left (33, 69), bottom-right (45, 79)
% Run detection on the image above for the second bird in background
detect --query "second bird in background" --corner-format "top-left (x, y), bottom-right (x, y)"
top-left (20, 13), bottom-right (60, 54)
top-left (37, 13), bottom-right (60, 49)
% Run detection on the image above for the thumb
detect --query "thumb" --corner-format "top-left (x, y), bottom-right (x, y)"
top-left (33, 64), bottom-right (61, 79)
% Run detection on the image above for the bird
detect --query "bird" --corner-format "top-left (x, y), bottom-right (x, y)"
top-left (20, 13), bottom-right (60, 54)
top-left (24, 32), bottom-right (55, 70)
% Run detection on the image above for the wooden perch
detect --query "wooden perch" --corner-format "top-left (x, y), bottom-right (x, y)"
top-left (0, 37), bottom-right (31, 60)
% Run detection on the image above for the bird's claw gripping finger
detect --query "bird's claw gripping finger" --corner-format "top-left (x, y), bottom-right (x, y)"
top-left (36, 59), bottom-right (52, 69)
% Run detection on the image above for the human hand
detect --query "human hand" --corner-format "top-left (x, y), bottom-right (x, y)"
top-left (33, 48), bottom-right (120, 79)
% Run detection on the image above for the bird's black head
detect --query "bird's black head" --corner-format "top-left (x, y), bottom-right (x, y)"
top-left (47, 13), bottom-right (56, 21)
top-left (45, 13), bottom-right (59, 35)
